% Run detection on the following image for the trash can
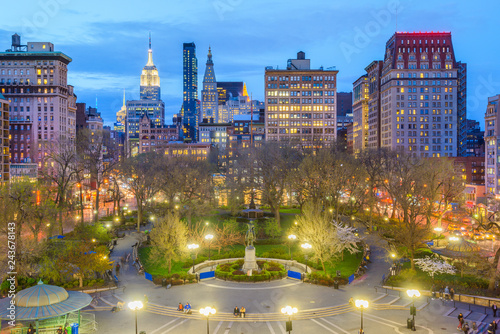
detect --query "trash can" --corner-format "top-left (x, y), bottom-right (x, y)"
top-left (333, 281), bottom-right (339, 289)
top-left (71, 323), bottom-right (79, 334)
top-left (407, 318), bottom-right (413, 329)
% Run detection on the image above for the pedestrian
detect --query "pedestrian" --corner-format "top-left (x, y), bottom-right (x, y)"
top-left (233, 306), bottom-right (240, 317)
top-left (56, 326), bottom-right (63, 334)
top-left (450, 287), bottom-right (455, 301)
top-left (493, 303), bottom-right (498, 317)
top-left (177, 302), bottom-right (183, 312)
top-left (488, 321), bottom-right (497, 334)
top-left (115, 263), bottom-right (120, 276)
top-left (463, 321), bottom-right (470, 334)
top-left (430, 284), bottom-right (436, 299)
top-left (471, 322), bottom-right (478, 334)
top-left (439, 286), bottom-right (444, 299)
top-left (184, 302), bottom-right (192, 314)
top-left (458, 313), bottom-right (464, 330)
top-left (444, 286), bottom-right (450, 300)
top-left (349, 297), bottom-right (354, 306)
top-left (126, 253), bottom-right (131, 262)
top-left (27, 324), bottom-right (35, 334)
top-left (240, 306), bottom-right (246, 318)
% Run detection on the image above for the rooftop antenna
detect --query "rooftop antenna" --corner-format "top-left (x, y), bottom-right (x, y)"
top-left (149, 31), bottom-right (151, 50)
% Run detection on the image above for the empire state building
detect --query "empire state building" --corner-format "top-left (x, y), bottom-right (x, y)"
top-left (140, 36), bottom-right (161, 100)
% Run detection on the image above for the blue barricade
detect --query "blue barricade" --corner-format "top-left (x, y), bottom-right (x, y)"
top-left (200, 271), bottom-right (215, 280)
top-left (145, 272), bottom-right (153, 281)
top-left (348, 274), bottom-right (355, 284)
top-left (288, 270), bottom-right (302, 280)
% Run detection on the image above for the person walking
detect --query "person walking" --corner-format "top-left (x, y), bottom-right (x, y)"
top-left (463, 321), bottom-right (470, 334)
top-left (493, 303), bottom-right (498, 317)
top-left (458, 313), bottom-right (464, 330)
top-left (471, 322), bottom-right (478, 334)
top-left (450, 287), bottom-right (455, 301)
top-left (27, 324), bottom-right (35, 334)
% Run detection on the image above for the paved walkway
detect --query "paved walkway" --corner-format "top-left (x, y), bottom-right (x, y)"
top-left (86, 222), bottom-right (472, 334)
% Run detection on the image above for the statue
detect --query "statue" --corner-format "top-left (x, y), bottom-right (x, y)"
top-left (245, 221), bottom-right (256, 248)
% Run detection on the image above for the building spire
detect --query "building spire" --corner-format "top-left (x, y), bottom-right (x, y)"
top-left (123, 89), bottom-right (126, 107)
top-left (146, 33), bottom-right (154, 66)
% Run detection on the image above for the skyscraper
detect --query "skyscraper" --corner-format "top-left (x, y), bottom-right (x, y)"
top-left (126, 35), bottom-right (165, 156)
top-left (182, 42), bottom-right (198, 141)
top-left (352, 75), bottom-right (368, 154)
top-left (485, 94), bottom-right (500, 195)
top-left (200, 47), bottom-right (218, 122)
top-left (0, 34), bottom-right (76, 168)
top-left (264, 51), bottom-right (338, 146)
top-left (140, 34), bottom-right (161, 101)
top-left (378, 32), bottom-right (466, 157)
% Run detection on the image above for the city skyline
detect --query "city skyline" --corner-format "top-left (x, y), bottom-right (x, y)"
top-left (1, 0), bottom-right (499, 125)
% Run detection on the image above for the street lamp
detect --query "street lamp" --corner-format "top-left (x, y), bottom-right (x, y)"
top-left (407, 289), bottom-right (420, 331)
top-left (188, 243), bottom-right (199, 273)
top-left (200, 306), bottom-right (216, 334)
top-left (205, 234), bottom-right (214, 261)
top-left (128, 301), bottom-right (143, 334)
top-left (355, 300), bottom-right (368, 334)
top-left (281, 306), bottom-right (298, 334)
top-left (301, 243), bottom-right (312, 273)
top-left (288, 235), bottom-right (297, 260)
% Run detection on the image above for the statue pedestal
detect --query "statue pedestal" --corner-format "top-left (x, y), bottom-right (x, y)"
top-left (242, 246), bottom-right (258, 272)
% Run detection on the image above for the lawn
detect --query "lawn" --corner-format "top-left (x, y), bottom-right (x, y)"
top-left (138, 242), bottom-right (363, 280)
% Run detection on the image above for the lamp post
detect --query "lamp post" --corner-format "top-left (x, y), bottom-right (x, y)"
top-left (128, 301), bottom-right (144, 334)
top-left (200, 306), bottom-right (216, 334)
top-left (205, 234), bottom-right (214, 261)
top-left (355, 300), bottom-right (368, 334)
top-left (407, 289), bottom-right (420, 331)
top-left (288, 234), bottom-right (296, 260)
top-left (281, 306), bottom-right (298, 334)
top-left (301, 243), bottom-right (312, 273)
top-left (188, 243), bottom-right (199, 273)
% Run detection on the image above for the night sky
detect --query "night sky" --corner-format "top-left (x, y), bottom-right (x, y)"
top-left (1, 0), bottom-right (499, 126)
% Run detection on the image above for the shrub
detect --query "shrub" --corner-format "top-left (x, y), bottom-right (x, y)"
top-left (233, 270), bottom-right (245, 276)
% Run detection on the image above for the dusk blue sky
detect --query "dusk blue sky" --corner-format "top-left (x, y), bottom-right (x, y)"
top-left (1, 0), bottom-right (499, 126)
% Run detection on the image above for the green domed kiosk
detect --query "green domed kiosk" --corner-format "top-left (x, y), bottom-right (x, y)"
top-left (0, 281), bottom-right (92, 333)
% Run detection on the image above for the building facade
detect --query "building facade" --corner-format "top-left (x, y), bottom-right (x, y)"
top-left (140, 35), bottom-right (161, 101)
top-left (379, 32), bottom-right (466, 157)
top-left (485, 94), bottom-right (500, 195)
top-left (466, 119), bottom-right (484, 157)
top-left (352, 75), bottom-right (369, 154)
top-left (366, 61), bottom-right (383, 149)
top-left (0, 93), bottom-right (9, 183)
top-left (0, 34), bottom-right (76, 169)
top-left (264, 52), bottom-right (338, 147)
top-left (336, 92), bottom-right (352, 117)
top-left (182, 42), bottom-right (198, 142)
top-left (217, 97), bottom-right (264, 124)
top-left (138, 114), bottom-right (178, 154)
top-left (200, 47), bottom-right (218, 122)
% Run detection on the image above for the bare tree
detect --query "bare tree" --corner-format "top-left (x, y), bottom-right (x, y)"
top-left (119, 151), bottom-right (162, 231)
top-left (255, 142), bottom-right (302, 227)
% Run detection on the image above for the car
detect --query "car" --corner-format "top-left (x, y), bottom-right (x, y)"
top-left (447, 224), bottom-right (461, 232)
top-left (484, 232), bottom-right (496, 240)
top-left (472, 232), bottom-right (485, 241)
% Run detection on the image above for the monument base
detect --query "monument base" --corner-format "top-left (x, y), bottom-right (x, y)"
top-left (242, 246), bottom-right (258, 272)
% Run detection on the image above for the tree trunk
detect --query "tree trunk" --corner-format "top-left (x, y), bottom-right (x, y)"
top-left (95, 183), bottom-right (100, 223)
top-left (320, 257), bottom-right (326, 272)
top-left (79, 186), bottom-right (84, 220)
top-left (137, 199), bottom-right (143, 232)
top-left (58, 209), bottom-right (64, 235)
top-left (168, 258), bottom-right (172, 274)
top-left (274, 207), bottom-right (281, 228)
top-left (79, 275), bottom-right (83, 288)
top-left (410, 248), bottom-right (415, 271)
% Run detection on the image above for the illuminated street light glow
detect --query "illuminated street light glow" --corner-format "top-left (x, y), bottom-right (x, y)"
top-left (205, 234), bottom-right (213, 241)
top-left (199, 306), bottom-right (216, 316)
top-left (355, 299), bottom-right (368, 309)
top-left (281, 306), bottom-right (298, 316)
top-left (407, 289), bottom-right (420, 298)
top-left (128, 301), bottom-right (144, 311)
top-left (288, 234), bottom-right (297, 240)
top-left (301, 243), bottom-right (312, 250)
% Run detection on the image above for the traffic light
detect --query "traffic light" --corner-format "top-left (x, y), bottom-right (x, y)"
top-left (286, 320), bottom-right (293, 332)
top-left (410, 305), bottom-right (416, 316)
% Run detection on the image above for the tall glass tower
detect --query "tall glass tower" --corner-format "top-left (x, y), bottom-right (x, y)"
top-left (182, 42), bottom-right (198, 141)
